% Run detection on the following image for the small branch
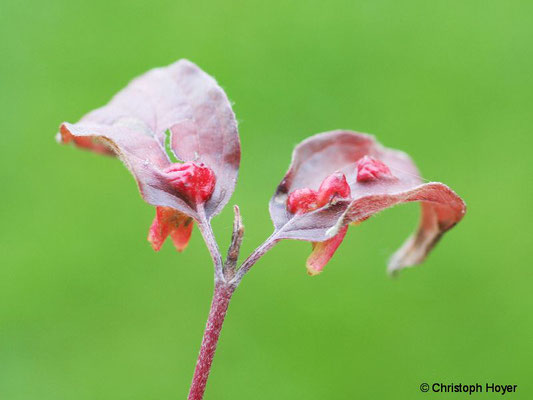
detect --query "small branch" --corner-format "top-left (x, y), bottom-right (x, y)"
top-left (188, 282), bottom-right (234, 400)
top-left (230, 232), bottom-right (281, 286)
top-left (224, 205), bottom-right (245, 280)
top-left (196, 204), bottom-right (224, 282)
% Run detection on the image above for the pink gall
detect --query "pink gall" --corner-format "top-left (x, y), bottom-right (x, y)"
top-left (287, 172), bottom-right (351, 215)
top-left (165, 162), bottom-right (216, 205)
top-left (287, 188), bottom-right (320, 214)
top-left (356, 155), bottom-right (394, 182)
top-left (317, 172), bottom-right (351, 206)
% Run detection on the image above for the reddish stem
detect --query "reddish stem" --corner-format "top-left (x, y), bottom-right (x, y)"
top-left (187, 282), bottom-right (234, 400)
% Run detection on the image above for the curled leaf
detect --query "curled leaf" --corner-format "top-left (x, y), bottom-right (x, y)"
top-left (269, 130), bottom-right (466, 274)
top-left (335, 182), bottom-right (465, 275)
top-left (57, 59), bottom-right (240, 220)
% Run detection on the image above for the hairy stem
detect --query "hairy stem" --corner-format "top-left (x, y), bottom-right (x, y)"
top-left (188, 282), bottom-right (235, 400)
top-left (188, 224), bottom-right (281, 399)
top-left (230, 232), bottom-right (281, 286)
top-left (196, 205), bottom-right (224, 282)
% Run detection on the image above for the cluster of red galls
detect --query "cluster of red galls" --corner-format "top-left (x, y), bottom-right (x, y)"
top-left (287, 155), bottom-right (394, 215)
top-left (285, 155), bottom-right (395, 274)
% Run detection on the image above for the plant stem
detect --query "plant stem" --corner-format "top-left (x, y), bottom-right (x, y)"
top-left (196, 205), bottom-right (224, 282)
top-left (188, 228), bottom-right (281, 399)
top-left (230, 232), bottom-right (280, 286)
top-left (187, 282), bottom-right (235, 400)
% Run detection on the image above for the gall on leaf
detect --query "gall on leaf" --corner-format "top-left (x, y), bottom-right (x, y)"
top-left (286, 171), bottom-right (352, 275)
top-left (57, 60), bottom-right (240, 251)
top-left (165, 162), bottom-right (216, 205)
top-left (356, 155), bottom-right (395, 182)
top-left (269, 130), bottom-right (466, 275)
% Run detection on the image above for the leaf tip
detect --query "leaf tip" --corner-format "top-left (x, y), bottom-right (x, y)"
top-left (306, 263), bottom-right (322, 276)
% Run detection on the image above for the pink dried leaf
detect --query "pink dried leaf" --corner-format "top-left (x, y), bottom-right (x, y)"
top-left (269, 130), bottom-right (466, 273)
top-left (57, 59), bottom-right (240, 220)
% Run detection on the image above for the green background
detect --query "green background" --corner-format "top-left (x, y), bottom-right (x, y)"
top-left (1, 1), bottom-right (532, 399)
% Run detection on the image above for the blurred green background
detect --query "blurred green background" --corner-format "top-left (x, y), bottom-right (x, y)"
top-left (1, 0), bottom-right (532, 399)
